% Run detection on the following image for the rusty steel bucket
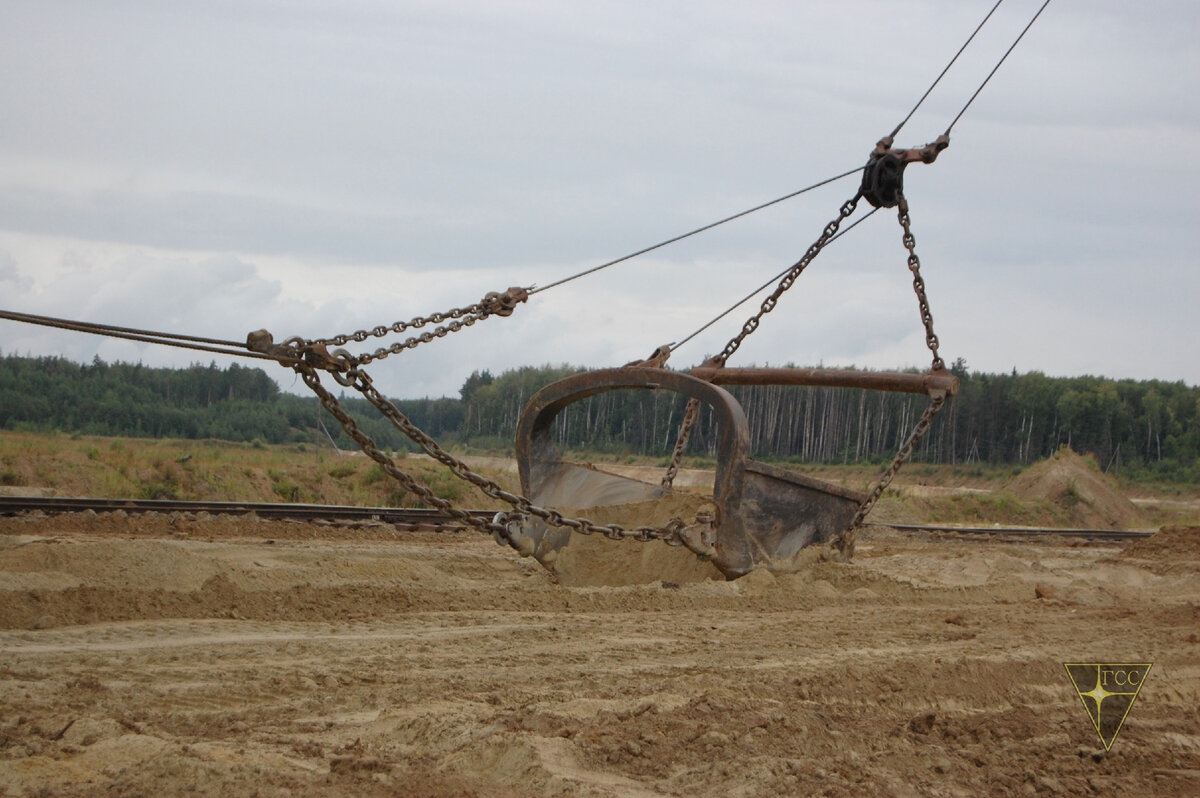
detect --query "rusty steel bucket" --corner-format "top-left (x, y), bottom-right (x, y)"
top-left (503, 367), bottom-right (872, 581)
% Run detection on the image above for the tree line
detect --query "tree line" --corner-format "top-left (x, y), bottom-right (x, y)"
top-left (456, 360), bottom-right (1199, 480)
top-left (0, 354), bottom-right (435, 452)
top-left (2, 354), bottom-right (1197, 480)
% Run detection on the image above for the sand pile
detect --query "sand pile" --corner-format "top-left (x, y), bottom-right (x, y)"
top-left (1005, 447), bottom-right (1141, 529)
top-left (1114, 525), bottom-right (1200, 575)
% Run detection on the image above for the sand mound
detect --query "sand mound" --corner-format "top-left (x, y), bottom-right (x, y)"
top-left (1005, 448), bottom-right (1141, 529)
top-left (1117, 525), bottom-right (1200, 566)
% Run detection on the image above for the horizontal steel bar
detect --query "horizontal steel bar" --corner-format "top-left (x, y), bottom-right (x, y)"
top-left (688, 366), bottom-right (958, 396)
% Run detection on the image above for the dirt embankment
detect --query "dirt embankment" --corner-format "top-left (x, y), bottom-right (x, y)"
top-left (1005, 448), bottom-right (1141, 529)
top-left (1, 511), bottom-right (1198, 797)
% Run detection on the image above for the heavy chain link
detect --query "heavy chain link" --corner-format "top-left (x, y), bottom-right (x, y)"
top-left (831, 191), bottom-right (949, 558)
top-left (661, 397), bottom-right (701, 487)
top-left (311, 287), bottom-right (530, 368)
top-left (295, 362), bottom-right (711, 544)
top-left (264, 187), bottom-right (949, 563)
top-left (662, 194), bottom-right (862, 487)
top-left (298, 365), bottom-right (494, 532)
top-left (713, 195), bottom-right (861, 368)
top-left (830, 391), bottom-right (947, 559)
top-left (897, 195), bottom-right (944, 371)
top-left (344, 309), bottom-right (490, 368)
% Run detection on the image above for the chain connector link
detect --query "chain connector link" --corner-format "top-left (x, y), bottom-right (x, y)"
top-left (246, 329), bottom-right (359, 378)
top-left (480, 286), bottom-right (530, 317)
top-left (625, 344), bottom-right (673, 369)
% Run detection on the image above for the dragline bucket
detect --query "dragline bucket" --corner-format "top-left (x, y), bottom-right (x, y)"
top-left (500, 367), bottom-right (874, 583)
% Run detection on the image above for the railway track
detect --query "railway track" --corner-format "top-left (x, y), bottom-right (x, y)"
top-left (0, 496), bottom-right (491, 530)
top-left (0, 496), bottom-right (1156, 542)
top-left (865, 521), bottom-right (1155, 542)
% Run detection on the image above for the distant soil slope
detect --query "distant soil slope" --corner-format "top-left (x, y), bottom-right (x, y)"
top-left (1005, 448), bottom-right (1141, 529)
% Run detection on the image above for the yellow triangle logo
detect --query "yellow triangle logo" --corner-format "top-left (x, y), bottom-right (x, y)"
top-left (1064, 663), bottom-right (1152, 751)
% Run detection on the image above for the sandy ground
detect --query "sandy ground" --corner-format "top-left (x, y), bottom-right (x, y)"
top-left (1, 511), bottom-right (1198, 797)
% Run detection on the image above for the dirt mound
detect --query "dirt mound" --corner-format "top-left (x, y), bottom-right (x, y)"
top-left (1005, 448), bottom-right (1141, 529)
top-left (1117, 525), bottom-right (1200, 568)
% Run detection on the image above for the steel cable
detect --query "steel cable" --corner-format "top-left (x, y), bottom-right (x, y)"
top-left (945, 0), bottom-right (1053, 135)
top-left (889, 0), bottom-right (1005, 140)
top-left (0, 309), bottom-right (272, 361)
top-left (529, 166), bottom-right (864, 295)
top-left (670, 207), bottom-right (880, 353)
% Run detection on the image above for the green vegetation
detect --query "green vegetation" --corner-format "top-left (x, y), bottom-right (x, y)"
top-left (0, 354), bottom-right (458, 453)
top-left (2, 354), bottom-right (1198, 483)
top-left (455, 360), bottom-right (1199, 483)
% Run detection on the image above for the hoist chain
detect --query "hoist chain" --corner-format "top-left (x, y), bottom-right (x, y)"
top-left (897, 194), bottom-right (944, 371)
top-left (713, 195), bottom-right (861, 368)
top-left (832, 192), bottom-right (949, 558)
top-left (661, 194), bottom-right (862, 487)
top-left (831, 390), bottom-right (947, 559)
top-left (292, 361), bottom-right (714, 546)
top-left (661, 397), bottom-right (701, 487)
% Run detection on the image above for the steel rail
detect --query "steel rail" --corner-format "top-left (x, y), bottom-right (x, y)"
top-left (0, 496), bottom-right (492, 527)
top-left (0, 497), bottom-right (1155, 543)
top-left (866, 522), bottom-right (1155, 541)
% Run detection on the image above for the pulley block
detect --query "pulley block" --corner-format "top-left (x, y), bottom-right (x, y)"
top-left (859, 134), bottom-right (950, 208)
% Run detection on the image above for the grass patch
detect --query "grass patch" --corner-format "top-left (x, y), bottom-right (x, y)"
top-left (326, 461), bottom-right (358, 479)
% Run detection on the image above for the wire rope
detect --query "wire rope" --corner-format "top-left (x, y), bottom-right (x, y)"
top-left (889, 0), bottom-right (1005, 140)
top-left (945, 0), bottom-right (1052, 134)
top-left (528, 165), bottom-right (863, 295)
top-left (0, 309), bottom-right (272, 361)
top-left (1, 3), bottom-right (1053, 368)
top-left (670, 207), bottom-right (880, 353)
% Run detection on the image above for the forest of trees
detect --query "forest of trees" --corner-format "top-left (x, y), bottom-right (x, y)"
top-left (456, 360), bottom-right (1200, 480)
top-left (0, 354), bottom-right (444, 452)
top-left (2, 354), bottom-right (1198, 481)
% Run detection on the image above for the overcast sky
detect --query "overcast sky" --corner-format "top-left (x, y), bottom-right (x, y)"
top-left (1, 0), bottom-right (1197, 399)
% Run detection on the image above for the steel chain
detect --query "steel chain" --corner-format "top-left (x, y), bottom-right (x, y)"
top-left (312, 306), bottom-right (470, 348)
top-left (272, 191), bottom-right (947, 562)
top-left (295, 362), bottom-right (709, 544)
top-left (298, 366), bottom-right (493, 532)
top-left (714, 195), bottom-right (861, 368)
top-left (832, 391), bottom-right (947, 559)
top-left (309, 287), bottom-right (530, 368)
top-left (661, 398), bottom-right (701, 487)
top-left (832, 191), bottom-right (949, 558)
top-left (349, 310), bottom-right (486, 368)
top-left (897, 195), bottom-right (944, 370)
top-left (662, 195), bottom-right (861, 486)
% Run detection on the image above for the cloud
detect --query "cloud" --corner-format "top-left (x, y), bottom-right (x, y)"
top-left (1, 0), bottom-right (1197, 395)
